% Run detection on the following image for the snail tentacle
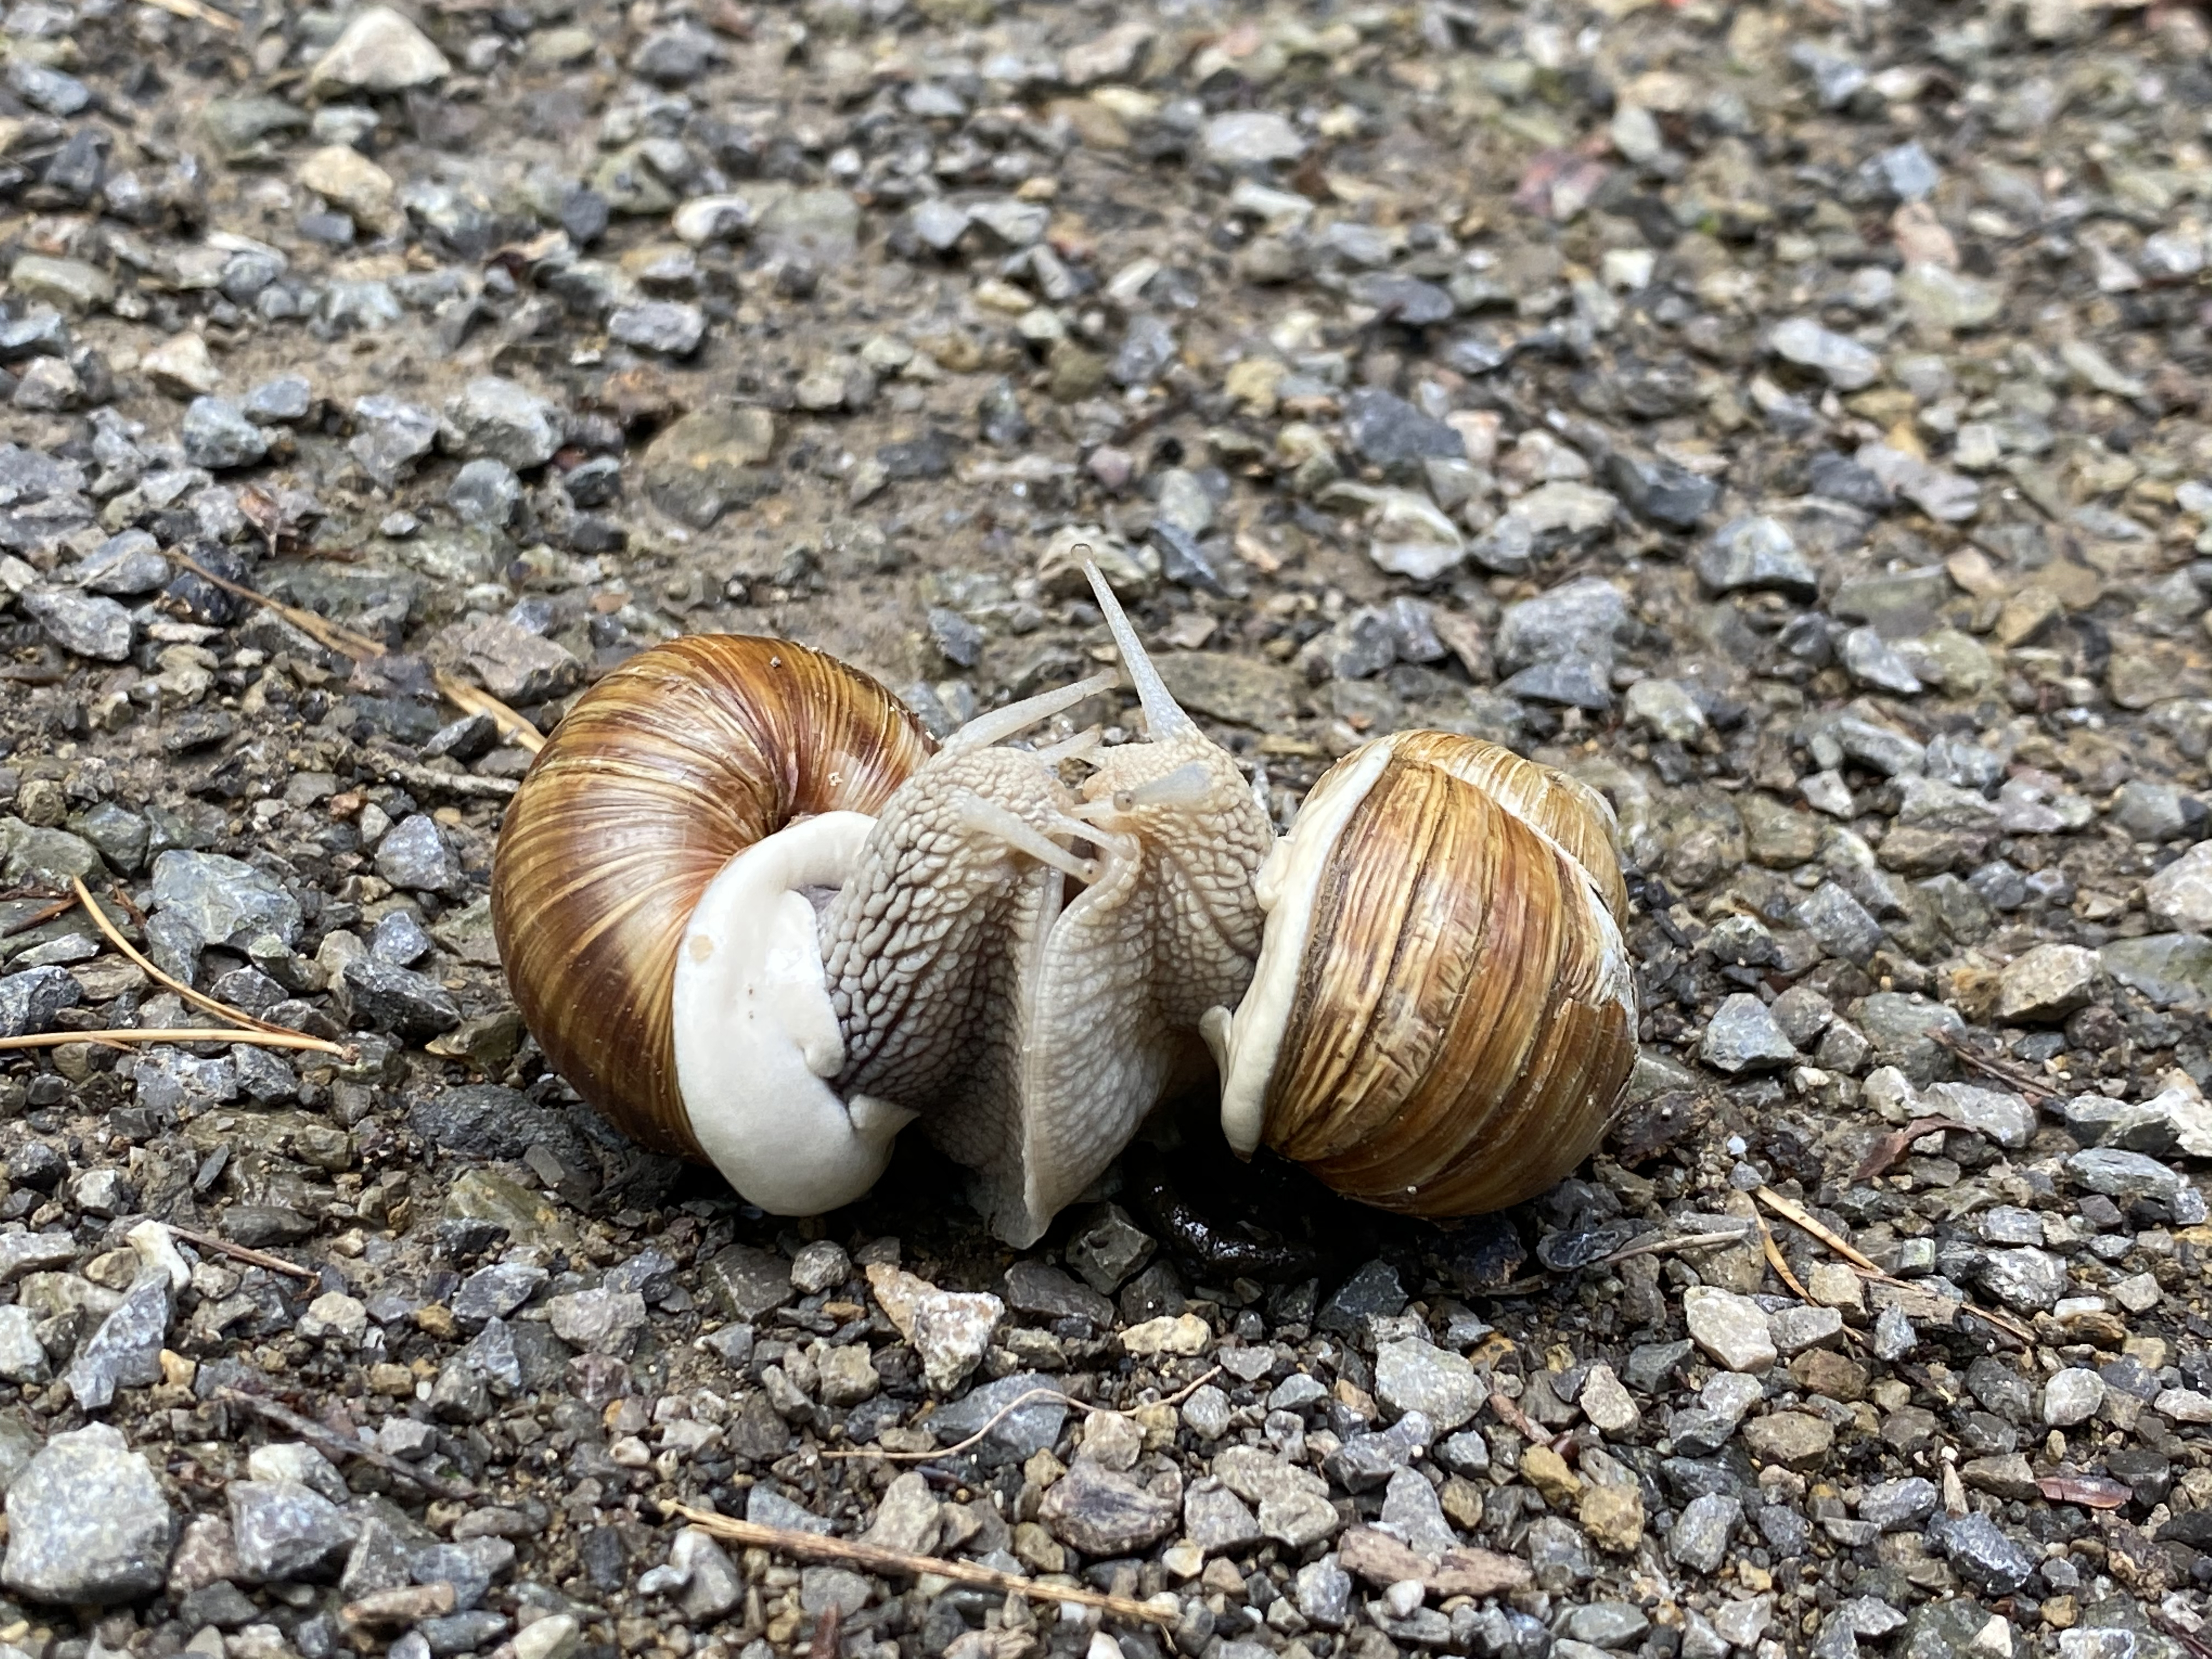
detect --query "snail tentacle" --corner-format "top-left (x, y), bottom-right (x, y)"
top-left (939, 670), bottom-right (1118, 755)
top-left (952, 792), bottom-right (1101, 884)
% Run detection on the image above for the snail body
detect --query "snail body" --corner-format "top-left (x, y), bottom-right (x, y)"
top-left (492, 568), bottom-right (1635, 1244)
top-left (492, 571), bottom-right (1274, 1245)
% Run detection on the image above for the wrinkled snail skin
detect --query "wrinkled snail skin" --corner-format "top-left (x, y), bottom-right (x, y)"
top-left (1205, 729), bottom-right (1638, 1218)
top-left (814, 567), bottom-right (1274, 1245)
top-left (998, 685), bottom-right (1273, 1243)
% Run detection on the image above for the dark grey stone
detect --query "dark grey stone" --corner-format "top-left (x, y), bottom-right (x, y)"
top-left (926, 1372), bottom-right (1068, 1466)
top-left (1928, 1513), bottom-right (2034, 1595)
top-left (182, 397), bottom-right (270, 470)
top-left (1344, 388), bottom-right (1463, 466)
top-left (342, 956), bottom-right (462, 1038)
top-left (230, 1479), bottom-right (358, 1583)
top-left (65, 1272), bottom-right (172, 1412)
top-left (0, 967), bottom-right (82, 1040)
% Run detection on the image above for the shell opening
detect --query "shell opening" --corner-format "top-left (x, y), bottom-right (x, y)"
top-left (1214, 740), bottom-right (1397, 1156)
top-left (673, 809), bottom-right (919, 1215)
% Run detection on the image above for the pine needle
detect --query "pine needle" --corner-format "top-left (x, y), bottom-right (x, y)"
top-left (165, 550), bottom-right (546, 755)
top-left (662, 1504), bottom-right (1173, 1627)
top-left (0, 881), bottom-right (351, 1061)
top-left (825, 1367), bottom-right (1223, 1463)
top-left (73, 877), bottom-right (299, 1039)
top-left (138, 0), bottom-right (239, 29)
top-left (0, 1027), bottom-right (349, 1056)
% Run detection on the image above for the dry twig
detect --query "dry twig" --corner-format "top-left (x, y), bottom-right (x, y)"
top-left (1481, 1227), bottom-right (1749, 1296)
top-left (663, 1504), bottom-right (1172, 1626)
top-left (0, 881), bottom-right (347, 1058)
top-left (1754, 1187), bottom-right (2035, 1346)
top-left (138, 0), bottom-right (239, 28)
top-left (1754, 1187), bottom-right (1879, 1272)
top-left (168, 1222), bottom-right (319, 1282)
top-left (219, 1389), bottom-right (473, 1499)
top-left (2150, 1611), bottom-right (2212, 1659)
top-left (1854, 1115), bottom-right (1975, 1182)
top-left (828, 1367), bottom-right (1224, 1463)
top-left (1486, 1388), bottom-right (1547, 1443)
top-left (70, 877), bottom-right (308, 1040)
top-left (167, 550), bottom-right (545, 754)
top-left (0, 897), bottom-right (81, 939)
top-left (1752, 1209), bottom-right (1813, 1304)
top-left (0, 1026), bottom-right (350, 1057)
top-left (1930, 1030), bottom-right (2061, 1101)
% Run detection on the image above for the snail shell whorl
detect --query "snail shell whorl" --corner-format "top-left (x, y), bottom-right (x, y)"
top-left (1251, 730), bottom-right (1637, 1215)
top-left (490, 636), bottom-right (934, 1159)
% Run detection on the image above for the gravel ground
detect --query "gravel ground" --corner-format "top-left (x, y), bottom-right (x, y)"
top-left (4, 0), bottom-right (2212, 1657)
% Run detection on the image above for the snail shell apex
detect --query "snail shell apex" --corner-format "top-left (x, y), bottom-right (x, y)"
top-left (1210, 729), bottom-right (1637, 1216)
top-left (489, 635), bottom-right (933, 1160)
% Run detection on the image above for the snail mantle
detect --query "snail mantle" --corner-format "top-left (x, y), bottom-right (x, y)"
top-left (489, 566), bottom-right (1638, 1247)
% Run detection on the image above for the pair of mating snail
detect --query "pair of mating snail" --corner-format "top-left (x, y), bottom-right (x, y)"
top-left (489, 567), bottom-right (1638, 1247)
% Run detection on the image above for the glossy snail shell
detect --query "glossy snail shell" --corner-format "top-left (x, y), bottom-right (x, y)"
top-left (489, 636), bottom-right (933, 1159)
top-left (1209, 730), bottom-right (1637, 1216)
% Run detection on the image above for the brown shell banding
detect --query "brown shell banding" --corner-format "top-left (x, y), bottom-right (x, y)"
top-left (1261, 731), bottom-right (1635, 1215)
top-left (490, 636), bottom-right (934, 1160)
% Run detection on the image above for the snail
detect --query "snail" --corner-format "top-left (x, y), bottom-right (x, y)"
top-left (1202, 730), bottom-right (1638, 1216)
top-left (492, 567), bottom-right (1274, 1246)
top-left (491, 566), bottom-right (1637, 1245)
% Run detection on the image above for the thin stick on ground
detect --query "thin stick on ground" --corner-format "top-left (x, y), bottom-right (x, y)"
top-left (663, 1504), bottom-right (1173, 1627)
top-left (168, 1223), bottom-right (319, 1283)
top-left (438, 678), bottom-right (546, 755)
top-left (1755, 1186), bottom-right (2035, 1346)
top-left (1481, 1227), bottom-right (1751, 1296)
top-left (1486, 1388), bottom-right (1548, 1444)
top-left (166, 550), bottom-right (546, 754)
top-left (1930, 1029), bottom-right (2062, 1102)
top-left (0, 897), bottom-right (81, 940)
top-left (0, 1026), bottom-right (351, 1057)
top-left (219, 1389), bottom-right (474, 1499)
top-left (1754, 1187), bottom-right (1881, 1272)
top-left (138, 0), bottom-right (239, 27)
top-left (72, 877), bottom-right (306, 1040)
top-left (826, 1367), bottom-right (1224, 1464)
top-left (1751, 1209), bottom-right (1813, 1303)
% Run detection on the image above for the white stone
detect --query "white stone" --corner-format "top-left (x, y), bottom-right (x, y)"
top-left (865, 1263), bottom-right (1001, 1392)
top-left (2040, 1368), bottom-right (2104, 1427)
top-left (309, 6), bottom-right (450, 92)
top-left (2155, 1388), bottom-right (2212, 1424)
top-left (1579, 1364), bottom-right (1640, 1435)
top-left (2146, 843), bottom-right (2212, 932)
top-left (514, 1615), bottom-right (580, 1659)
top-left (297, 145), bottom-right (396, 224)
top-left (1995, 944), bottom-right (2101, 1023)
top-left (142, 332), bottom-right (222, 397)
top-left (1683, 1285), bottom-right (1776, 1373)
top-left (0, 1306), bottom-right (47, 1383)
top-left (1121, 1314), bottom-right (1210, 1357)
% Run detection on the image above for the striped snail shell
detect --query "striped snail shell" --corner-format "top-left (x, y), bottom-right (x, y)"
top-left (490, 636), bottom-right (934, 1169)
top-left (1205, 730), bottom-right (1638, 1216)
